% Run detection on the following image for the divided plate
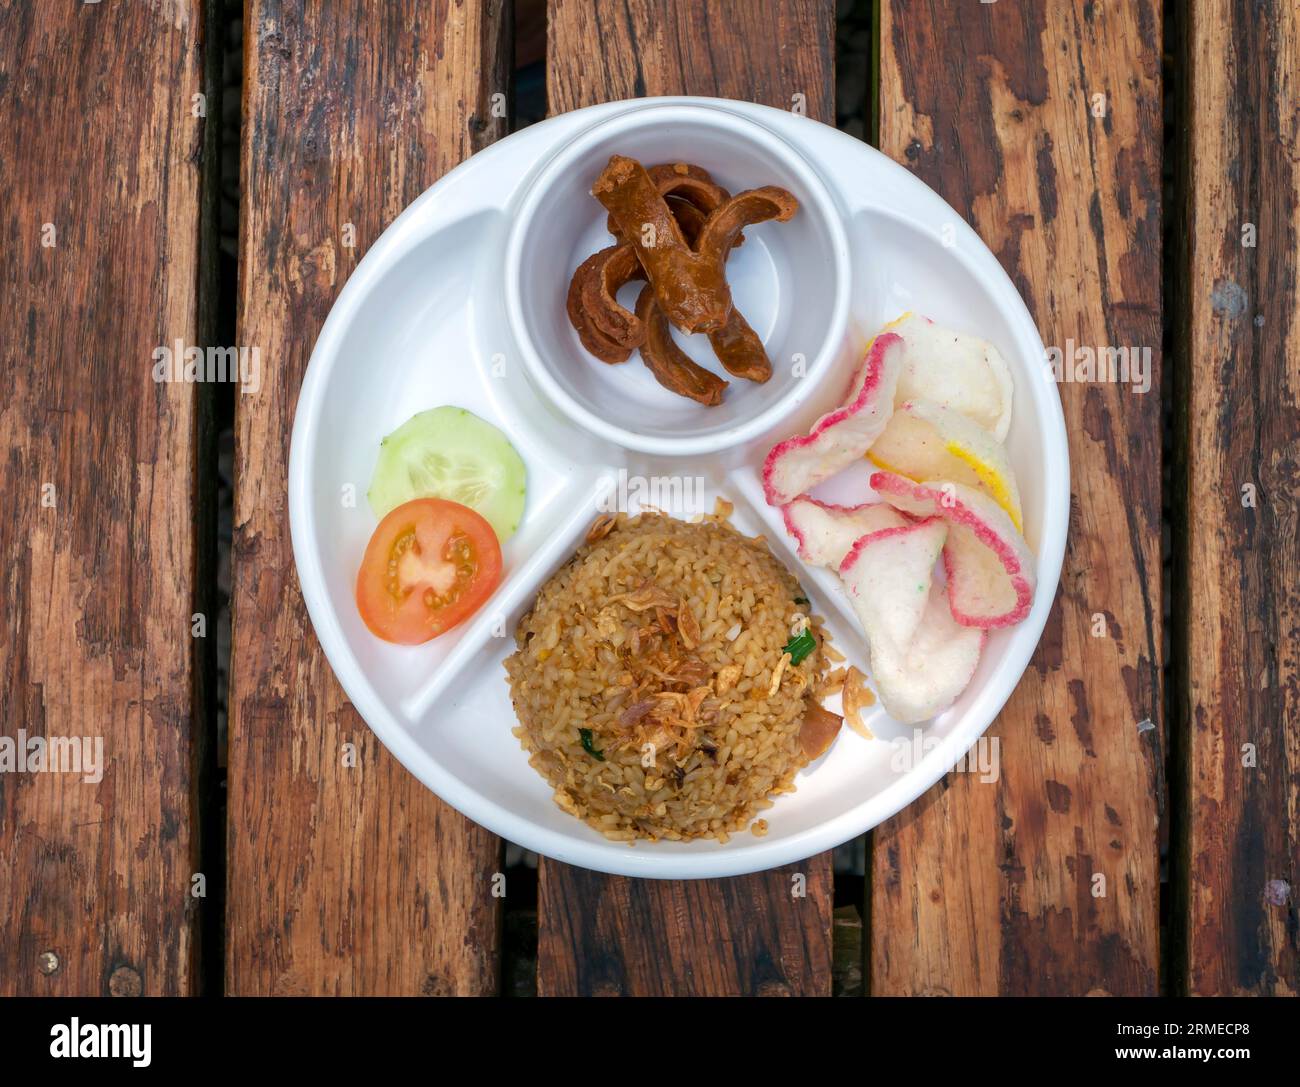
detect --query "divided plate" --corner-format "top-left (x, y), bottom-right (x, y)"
top-left (288, 97), bottom-right (1069, 879)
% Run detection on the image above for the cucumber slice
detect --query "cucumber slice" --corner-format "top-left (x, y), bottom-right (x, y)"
top-left (367, 407), bottom-right (527, 540)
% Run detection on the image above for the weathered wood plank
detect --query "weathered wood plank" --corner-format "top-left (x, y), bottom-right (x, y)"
top-left (547, 0), bottom-right (833, 118)
top-left (872, 0), bottom-right (1164, 995)
top-left (227, 0), bottom-right (510, 995)
top-left (538, 860), bottom-right (832, 996)
top-left (0, 0), bottom-right (215, 995)
top-left (1182, 0), bottom-right (1299, 996)
top-left (537, 0), bottom-right (836, 997)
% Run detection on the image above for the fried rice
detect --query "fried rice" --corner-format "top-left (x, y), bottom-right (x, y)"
top-left (504, 508), bottom-right (832, 843)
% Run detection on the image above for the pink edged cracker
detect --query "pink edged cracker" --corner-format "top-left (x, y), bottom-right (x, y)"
top-left (780, 496), bottom-right (907, 568)
top-left (761, 332), bottom-right (904, 506)
top-left (870, 471), bottom-right (1035, 629)
top-left (838, 517), bottom-right (985, 724)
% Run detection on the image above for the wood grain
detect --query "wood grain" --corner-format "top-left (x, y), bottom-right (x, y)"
top-left (538, 860), bottom-right (833, 996)
top-left (872, 0), bottom-right (1164, 995)
top-left (1181, 0), bottom-right (1299, 996)
top-left (538, 0), bottom-right (836, 997)
top-left (547, 0), bottom-right (833, 118)
top-left (227, 0), bottom-right (509, 995)
top-left (0, 0), bottom-right (215, 994)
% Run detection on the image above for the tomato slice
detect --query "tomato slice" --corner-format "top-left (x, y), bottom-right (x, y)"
top-left (356, 497), bottom-right (502, 644)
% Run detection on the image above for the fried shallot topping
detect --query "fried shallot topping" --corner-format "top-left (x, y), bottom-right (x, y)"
top-left (580, 578), bottom-right (724, 765)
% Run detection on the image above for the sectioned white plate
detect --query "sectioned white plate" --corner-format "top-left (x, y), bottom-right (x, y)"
top-left (289, 97), bottom-right (1069, 879)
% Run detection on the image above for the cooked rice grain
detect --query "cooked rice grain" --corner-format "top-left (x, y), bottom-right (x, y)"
top-left (505, 512), bottom-right (830, 843)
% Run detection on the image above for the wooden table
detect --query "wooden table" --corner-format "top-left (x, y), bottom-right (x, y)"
top-left (1, 0), bottom-right (1295, 997)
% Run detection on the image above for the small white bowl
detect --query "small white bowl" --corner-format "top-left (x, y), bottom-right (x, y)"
top-left (504, 103), bottom-right (851, 456)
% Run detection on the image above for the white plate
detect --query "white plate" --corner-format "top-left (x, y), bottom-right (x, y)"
top-left (289, 97), bottom-right (1069, 879)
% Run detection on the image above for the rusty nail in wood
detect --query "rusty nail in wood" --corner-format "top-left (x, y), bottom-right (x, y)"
top-left (108, 965), bottom-right (143, 997)
top-left (1264, 879), bottom-right (1291, 906)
